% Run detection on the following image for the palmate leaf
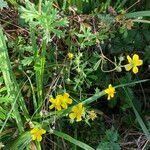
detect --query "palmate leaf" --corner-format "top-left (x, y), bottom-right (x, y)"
top-left (19, 0), bottom-right (39, 23)
top-left (20, 0), bottom-right (68, 43)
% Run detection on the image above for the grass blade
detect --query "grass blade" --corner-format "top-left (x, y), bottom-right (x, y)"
top-left (0, 27), bottom-right (29, 133)
top-left (7, 131), bottom-right (31, 150)
top-left (125, 11), bottom-right (150, 18)
top-left (53, 130), bottom-right (94, 150)
top-left (123, 87), bottom-right (150, 141)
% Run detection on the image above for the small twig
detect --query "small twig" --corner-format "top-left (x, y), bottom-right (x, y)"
top-left (38, 0), bottom-right (42, 15)
top-left (142, 140), bottom-right (150, 150)
top-left (0, 18), bottom-right (29, 33)
top-left (125, 0), bottom-right (141, 12)
top-left (132, 19), bottom-right (150, 24)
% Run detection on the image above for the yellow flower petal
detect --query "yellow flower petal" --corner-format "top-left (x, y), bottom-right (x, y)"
top-left (64, 93), bottom-right (69, 97)
top-left (31, 135), bottom-right (36, 140)
top-left (133, 54), bottom-right (139, 62)
top-left (133, 66), bottom-right (138, 74)
top-left (107, 95), bottom-right (111, 100)
top-left (68, 53), bottom-right (74, 60)
top-left (40, 129), bottom-right (46, 134)
top-left (78, 103), bottom-right (83, 109)
top-left (61, 103), bottom-right (68, 109)
top-left (72, 105), bottom-right (78, 112)
top-left (108, 84), bottom-right (112, 88)
top-left (69, 113), bottom-right (76, 120)
top-left (104, 89), bottom-right (109, 94)
top-left (125, 54), bottom-right (143, 74)
top-left (49, 98), bottom-right (55, 103)
top-left (30, 128), bottom-right (38, 134)
top-left (67, 98), bottom-right (72, 104)
top-left (37, 135), bottom-right (42, 142)
top-left (49, 104), bottom-right (54, 110)
top-left (125, 64), bottom-right (132, 71)
top-left (56, 105), bottom-right (61, 110)
top-left (30, 128), bottom-right (46, 142)
top-left (76, 115), bottom-right (82, 122)
top-left (127, 55), bottom-right (132, 63)
top-left (110, 93), bottom-right (114, 98)
top-left (136, 60), bottom-right (143, 66)
top-left (105, 84), bottom-right (115, 100)
top-left (81, 107), bottom-right (85, 113)
top-left (69, 103), bottom-right (85, 121)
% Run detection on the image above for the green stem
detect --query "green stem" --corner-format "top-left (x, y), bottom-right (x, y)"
top-left (30, 25), bottom-right (46, 111)
top-left (38, 0), bottom-right (42, 14)
top-left (37, 40), bottom-right (46, 108)
top-left (36, 141), bottom-right (42, 150)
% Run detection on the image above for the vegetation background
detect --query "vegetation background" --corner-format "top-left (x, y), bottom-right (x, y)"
top-left (0, 0), bottom-right (150, 150)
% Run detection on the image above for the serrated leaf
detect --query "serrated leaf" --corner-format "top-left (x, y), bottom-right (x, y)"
top-left (21, 56), bottom-right (34, 66)
top-left (94, 60), bottom-right (101, 70)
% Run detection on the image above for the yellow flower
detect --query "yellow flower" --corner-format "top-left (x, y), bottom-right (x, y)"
top-left (49, 93), bottom-right (72, 110)
top-left (30, 128), bottom-right (46, 142)
top-left (104, 84), bottom-right (116, 100)
top-left (60, 93), bottom-right (72, 109)
top-left (67, 52), bottom-right (74, 60)
top-left (125, 54), bottom-right (143, 74)
top-left (69, 103), bottom-right (85, 122)
top-left (88, 110), bottom-right (97, 120)
top-left (49, 97), bottom-right (61, 111)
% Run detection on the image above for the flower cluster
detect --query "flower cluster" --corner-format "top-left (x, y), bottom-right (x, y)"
top-left (49, 93), bottom-right (72, 111)
top-left (49, 93), bottom-right (86, 122)
top-left (69, 103), bottom-right (85, 122)
top-left (30, 53), bottom-right (143, 141)
top-left (104, 84), bottom-right (116, 100)
top-left (67, 52), bottom-right (74, 60)
top-left (88, 110), bottom-right (97, 120)
top-left (104, 54), bottom-right (143, 100)
top-left (48, 54), bottom-right (143, 120)
top-left (30, 128), bottom-right (46, 142)
top-left (124, 54), bottom-right (143, 74)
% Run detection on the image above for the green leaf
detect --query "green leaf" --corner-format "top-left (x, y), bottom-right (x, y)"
top-left (7, 132), bottom-right (31, 150)
top-left (0, 106), bottom-right (6, 120)
top-left (0, 0), bottom-right (8, 9)
top-left (125, 11), bottom-right (150, 18)
top-left (94, 60), bottom-right (101, 70)
top-left (0, 95), bottom-right (11, 104)
top-left (53, 130), bottom-right (94, 150)
top-left (97, 142), bottom-right (121, 150)
top-left (0, 27), bottom-right (29, 133)
top-left (105, 127), bottom-right (119, 142)
top-left (123, 87), bottom-right (150, 141)
top-left (21, 56), bottom-right (34, 66)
